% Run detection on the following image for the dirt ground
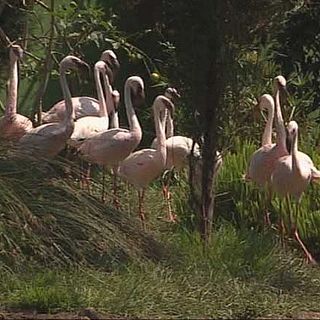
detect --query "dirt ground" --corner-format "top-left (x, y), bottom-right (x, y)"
top-left (0, 308), bottom-right (126, 320)
top-left (2, 309), bottom-right (320, 320)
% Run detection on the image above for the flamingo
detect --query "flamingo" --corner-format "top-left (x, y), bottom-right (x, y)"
top-left (151, 89), bottom-right (222, 222)
top-left (245, 76), bottom-right (289, 225)
top-left (271, 121), bottom-right (320, 264)
top-left (40, 50), bottom-right (120, 123)
top-left (68, 61), bottom-right (112, 148)
top-left (118, 95), bottom-right (175, 228)
top-left (78, 76), bottom-right (145, 202)
top-left (0, 45), bottom-right (32, 141)
top-left (17, 56), bottom-right (89, 158)
top-left (246, 76), bottom-right (289, 186)
top-left (164, 87), bottom-right (181, 138)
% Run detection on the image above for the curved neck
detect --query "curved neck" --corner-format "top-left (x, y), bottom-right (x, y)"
top-left (59, 67), bottom-right (74, 124)
top-left (124, 83), bottom-right (141, 132)
top-left (5, 57), bottom-right (18, 116)
top-left (261, 105), bottom-right (274, 146)
top-left (154, 108), bottom-right (167, 165)
top-left (110, 111), bottom-right (119, 129)
top-left (165, 110), bottom-right (174, 138)
top-left (274, 86), bottom-right (287, 150)
top-left (291, 132), bottom-right (300, 174)
top-left (94, 67), bottom-right (108, 120)
top-left (102, 72), bottom-right (114, 117)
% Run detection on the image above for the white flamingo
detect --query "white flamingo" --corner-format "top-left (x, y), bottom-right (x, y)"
top-left (41, 50), bottom-right (120, 123)
top-left (0, 45), bottom-right (32, 141)
top-left (118, 95), bottom-right (175, 228)
top-left (151, 89), bottom-right (222, 221)
top-left (17, 56), bottom-right (88, 158)
top-left (68, 61), bottom-right (111, 148)
top-left (245, 76), bottom-right (289, 225)
top-left (271, 121), bottom-right (320, 264)
top-left (78, 76), bottom-right (145, 201)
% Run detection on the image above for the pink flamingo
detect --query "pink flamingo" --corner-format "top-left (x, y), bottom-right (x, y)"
top-left (245, 76), bottom-right (289, 224)
top-left (151, 88), bottom-right (222, 222)
top-left (68, 61), bottom-right (112, 148)
top-left (41, 50), bottom-right (120, 123)
top-left (246, 76), bottom-right (289, 186)
top-left (271, 121), bottom-right (320, 264)
top-left (118, 95), bottom-right (175, 228)
top-left (0, 45), bottom-right (32, 141)
top-left (78, 76), bottom-right (145, 201)
top-left (17, 56), bottom-right (89, 158)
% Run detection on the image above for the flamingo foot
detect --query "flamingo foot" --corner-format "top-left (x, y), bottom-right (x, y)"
top-left (264, 211), bottom-right (271, 226)
top-left (294, 229), bottom-right (317, 265)
top-left (113, 197), bottom-right (121, 210)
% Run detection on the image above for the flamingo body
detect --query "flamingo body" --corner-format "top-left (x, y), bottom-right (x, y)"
top-left (41, 50), bottom-right (119, 124)
top-left (0, 114), bottom-right (32, 141)
top-left (18, 56), bottom-right (88, 158)
top-left (68, 61), bottom-right (112, 148)
top-left (78, 76), bottom-right (144, 168)
top-left (0, 45), bottom-right (32, 141)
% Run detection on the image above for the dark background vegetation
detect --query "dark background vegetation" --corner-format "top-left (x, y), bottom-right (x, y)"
top-left (1, 0), bottom-right (320, 318)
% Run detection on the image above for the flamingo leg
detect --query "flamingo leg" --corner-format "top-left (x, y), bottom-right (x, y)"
top-left (85, 163), bottom-right (91, 194)
top-left (112, 166), bottom-right (120, 210)
top-left (293, 203), bottom-right (316, 265)
top-left (162, 183), bottom-right (176, 222)
top-left (263, 187), bottom-right (272, 226)
top-left (138, 189), bottom-right (146, 230)
top-left (101, 166), bottom-right (106, 203)
top-left (278, 198), bottom-right (286, 247)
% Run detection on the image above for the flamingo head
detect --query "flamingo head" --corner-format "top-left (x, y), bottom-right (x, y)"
top-left (127, 76), bottom-right (145, 107)
top-left (95, 60), bottom-right (114, 83)
top-left (286, 120), bottom-right (298, 153)
top-left (10, 44), bottom-right (23, 61)
top-left (256, 94), bottom-right (274, 112)
top-left (59, 55), bottom-right (89, 73)
top-left (100, 49), bottom-right (120, 81)
top-left (153, 95), bottom-right (175, 120)
top-left (164, 87), bottom-right (181, 101)
top-left (274, 75), bottom-right (287, 88)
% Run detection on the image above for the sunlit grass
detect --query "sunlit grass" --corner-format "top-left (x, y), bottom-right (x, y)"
top-left (1, 138), bottom-right (320, 317)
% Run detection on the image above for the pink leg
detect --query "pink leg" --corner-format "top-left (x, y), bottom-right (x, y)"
top-left (293, 227), bottom-right (317, 265)
top-left (85, 163), bottom-right (91, 194)
top-left (101, 166), bottom-right (106, 203)
top-left (162, 183), bottom-right (176, 222)
top-left (112, 167), bottom-right (120, 210)
top-left (138, 189), bottom-right (146, 230)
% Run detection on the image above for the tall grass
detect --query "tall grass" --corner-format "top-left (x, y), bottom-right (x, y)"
top-left (1, 139), bottom-right (320, 317)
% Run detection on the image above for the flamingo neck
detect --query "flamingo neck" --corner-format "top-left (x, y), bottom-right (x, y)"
top-left (274, 86), bottom-right (287, 151)
top-left (101, 71), bottom-right (113, 117)
top-left (291, 132), bottom-right (300, 174)
top-left (155, 108), bottom-right (167, 166)
top-left (5, 57), bottom-right (18, 116)
top-left (59, 67), bottom-right (75, 126)
top-left (94, 67), bottom-right (109, 121)
top-left (110, 112), bottom-right (119, 129)
top-left (124, 84), bottom-right (141, 134)
top-left (165, 110), bottom-right (174, 139)
top-left (261, 104), bottom-right (274, 146)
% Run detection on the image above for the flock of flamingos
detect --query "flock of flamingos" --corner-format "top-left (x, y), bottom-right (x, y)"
top-left (1, 45), bottom-right (320, 264)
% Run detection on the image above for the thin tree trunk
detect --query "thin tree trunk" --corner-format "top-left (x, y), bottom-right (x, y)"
top-left (31, 0), bottom-right (55, 125)
top-left (199, 58), bottom-right (224, 245)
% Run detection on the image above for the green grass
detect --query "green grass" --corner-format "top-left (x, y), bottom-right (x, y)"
top-left (1, 140), bottom-right (320, 318)
top-left (1, 227), bottom-right (320, 318)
